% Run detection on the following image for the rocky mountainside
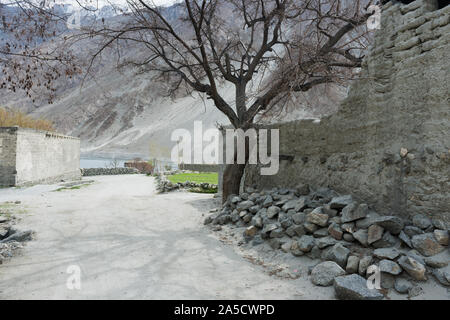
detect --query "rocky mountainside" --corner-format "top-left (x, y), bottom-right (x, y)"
top-left (0, 2), bottom-right (345, 160)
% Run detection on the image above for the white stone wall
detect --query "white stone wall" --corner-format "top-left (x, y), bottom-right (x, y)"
top-left (0, 127), bottom-right (80, 186)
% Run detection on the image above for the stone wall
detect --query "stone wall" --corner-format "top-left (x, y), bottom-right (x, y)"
top-left (245, 0), bottom-right (450, 224)
top-left (81, 167), bottom-right (139, 176)
top-left (0, 127), bottom-right (81, 186)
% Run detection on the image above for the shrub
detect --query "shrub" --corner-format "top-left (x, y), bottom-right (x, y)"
top-left (0, 107), bottom-right (55, 131)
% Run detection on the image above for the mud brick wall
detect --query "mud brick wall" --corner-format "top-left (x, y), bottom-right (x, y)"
top-left (245, 0), bottom-right (450, 224)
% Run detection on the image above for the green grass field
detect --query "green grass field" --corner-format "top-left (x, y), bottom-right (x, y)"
top-left (167, 173), bottom-right (218, 185)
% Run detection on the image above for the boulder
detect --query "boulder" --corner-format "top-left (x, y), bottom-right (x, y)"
top-left (307, 246), bottom-right (322, 260)
top-left (328, 223), bottom-right (343, 240)
top-left (292, 212), bottom-right (306, 225)
top-left (267, 206), bottom-right (280, 219)
top-left (261, 223), bottom-right (279, 235)
top-left (262, 196), bottom-right (273, 208)
top-left (251, 216), bottom-right (263, 228)
top-left (306, 208), bottom-right (329, 227)
top-left (281, 241), bottom-right (292, 253)
top-left (412, 214), bottom-right (432, 230)
top-left (372, 232), bottom-right (398, 248)
top-left (343, 233), bottom-right (354, 242)
top-left (353, 229), bottom-right (368, 247)
top-left (341, 203), bottom-right (368, 223)
top-left (313, 228), bottom-right (329, 238)
top-left (341, 222), bottom-right (356, 234)
top-left (367, 224), bottom-right (384, 245)
top-left (0, 230), bottom-right (33, 243)
top-left (270, 228), bottom-right (284, 238)
top-left (404, 225), bottom-right (425, 237)
top-left (334, 274), bottom-right (384, 300)
top-left (399, 231), bottom-right (413, 248)
top-left (398, 255), bottom-right (427, 281)
top-left (424, 251), bottom-right (449, 268)
top-left (375, 216), bottom-right (404, 235)
top-left (434, 229), bottom-right (449, 246)
top-left (394, 278), bottom-right (413, 294)
top-left (317, 236), bottom-right (338, 249)
top-left (290, 241), bottom-right (305, 256)
top-left (373, 248), bottom-right (400, 260)
top-left (298, 235), bottom-right (315, 253)
top-left (358, 256), bottom-right (373, 276)
top-left (311, 261), bottom-right (346, 287)
top-left (346, 256), bottom-right (360, 274)
top-left (323, 243), bottom-right (350, 268)
top-left (379, 259), bottom-right (402, 275)
top-left (431, 266), bottom-right (450, 287)
top-left (237, 200), bottom-right (254, 212)
top-left (329, 195), bottom-right (353, 209)
top-left (304, 222), bottom-right (318, 234)
top-left (411, 233), bottom-right (445, 257)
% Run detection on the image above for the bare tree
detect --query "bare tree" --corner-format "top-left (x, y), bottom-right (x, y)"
top-left (2, 0), bottom-right (376, 200)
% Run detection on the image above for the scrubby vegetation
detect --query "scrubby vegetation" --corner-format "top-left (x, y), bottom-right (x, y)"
top-left (0, 107), bottom-right (54, 131)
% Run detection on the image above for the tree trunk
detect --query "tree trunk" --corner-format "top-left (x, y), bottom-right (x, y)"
top-left (222, 163), bottom-right (246, 204)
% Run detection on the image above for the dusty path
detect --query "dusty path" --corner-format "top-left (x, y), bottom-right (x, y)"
top-left (0, 175), bottom-right (332, 299)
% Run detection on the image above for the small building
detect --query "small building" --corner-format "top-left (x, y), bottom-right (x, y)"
top-left (0, 127), bottom-right (81, 187)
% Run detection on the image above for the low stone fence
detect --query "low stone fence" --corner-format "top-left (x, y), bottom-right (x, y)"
top-left (178, 164), bottom-right (220, 173)
top-left (81, 168), bottom-right (139, 176)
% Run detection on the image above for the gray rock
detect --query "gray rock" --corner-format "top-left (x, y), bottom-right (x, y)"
top-left (341, 203), bottom-right (368, 223)
top-left (355, 212), bottom-right (381, 229)
top-left (290, 225), bottom-right (306, 237)
top-left (317, 236), bottom-right (338, 249)
top-left (432, 218), bottom-right (447, 230)
top-left (298, 235), bottom-right (315, 253)
top-left (270, 228), bottom-right (284, 238)
top-left (243, 213), bottom-right (252, 223)
top-left (306, 207), bottom-right (329, 227)
top-left (343, 233), bottom-right (354, 242)
top-left (311, 261), bottom-right (346, 287)
top-left (290, 241), bottom-right (305, 256)
top-left (353, 229), bottom-right (368, 247)
top-left (424, 252), bottom-right (449, 268)
top-left (379, 259), bottom-right (402, 275)
top-left (251, 216), bottom-right (263, 228)
top-left (282, 198), bottom-right (307, 212)
top-left (0, 216), bottom-right (10, 224)
top-left (406, 250), bottom-right (426, 265)
top-left (0, 226), bottom-right (10, 239)
top-left (372, 231), bottom-right (398, 248)
top-left (292, 212), bottom-right (306, 225)
top-left (329, 195), bottom-right (353, 209)
top-left (322, 204), bottom-right (338, 218)
top-left (307, 246), bottom-right (322, 260)
top-left (268, 238), bottom-right (281, 250)
top-left (380, 273), bottom-right (396, 289)
top-left (411, 233), bottom-right (445, 257)
top-left (295, 183), bottom-right (310, 196)
top-left (398, 255), bottom-right (427, 281)
top-left (431, 266), bottom-right (450, 287)
top-left (249, 205), bottom-right (260, 214)
top-left (262, 223), bottom-right (279, 235)
top-left (394, 278), bottom-right (413, 294)
top-left (412, 214), bottom-right (432, 230)
top-left (324, 243), bottom-right (350, 268)
top-left (313, 228), bottom-right (329, 238)
top-left (367, 224), bottom-right (384, 245)
top-left (399, 231), bottom-right (413, 248)
top-left (408, 286), bottom-right (424, 298)
top-left (434, 229), bottom-right (449, 246)
top-left (279, 216), bottom-right (293, 229)
top-left (237, 200), bottom-right (254, 212)
top-left (341, 222), bottom-right (356, 234)
top-left (304, 222), bottom-right (318, 234)
top-left (346, 256), bottom-right (360, 274)
top-left (358, 256), bottom-right (373, 276)
top-left (0, 230), bottom-right (33, 243)
top-left (251, 235), bottom-right (264, 246)
top-left (373, 248), bottom-right (400, 260)
top-left (281, 241), bottom-right (293, 253)
top-left (262, 196), bottom-right (273, 208)
top-left (375, 216), bottom-right (404, 235)
top-left (267, 206), bottom-right (280, 219)
top-left (404, 225), bottom-right (425, 237)
top-left (328, 223), bottom-right (343, 240)
top-left (334, 274), bottom-right (384, 300)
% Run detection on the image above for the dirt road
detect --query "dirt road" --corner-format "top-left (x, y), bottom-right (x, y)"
top-left (0, 175), bottom-right (332, 299)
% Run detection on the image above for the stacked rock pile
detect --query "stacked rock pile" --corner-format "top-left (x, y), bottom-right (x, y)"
top-left (205, 185), bottom-right (449, 299)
